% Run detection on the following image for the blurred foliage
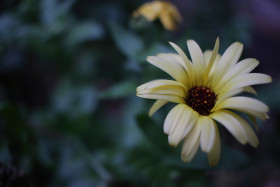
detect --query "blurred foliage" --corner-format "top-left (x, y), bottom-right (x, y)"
top-left (0, 0), bottom-right (279, 186)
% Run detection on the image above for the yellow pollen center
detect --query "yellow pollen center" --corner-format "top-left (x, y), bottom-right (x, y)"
top-left (186, 86), bottom-right (217, 116)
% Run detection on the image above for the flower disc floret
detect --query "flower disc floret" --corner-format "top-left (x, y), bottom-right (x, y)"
top-left (186, 86), bottom-right (217, 116)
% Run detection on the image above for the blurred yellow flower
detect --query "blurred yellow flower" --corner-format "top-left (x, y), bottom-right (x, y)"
top-left (133, 1), bottom-right (182, 31)
top-left (137, 38), bottom-right (272, 166)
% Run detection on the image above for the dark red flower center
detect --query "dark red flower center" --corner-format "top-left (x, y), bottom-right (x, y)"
top-left (186, 86), bottom-right (217, 116)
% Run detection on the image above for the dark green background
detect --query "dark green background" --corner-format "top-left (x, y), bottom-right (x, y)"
top-left (0, 0), bottom-right (280, 186)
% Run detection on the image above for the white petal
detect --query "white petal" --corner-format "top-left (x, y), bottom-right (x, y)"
top-left (181, 139), bottom-right (200, 163)
top-left (181, 120), bottom-right (202, 163)
top-left (211, 110), bottom-right (247, 144)
top-left (232, 73), bottom-right (272, 88)
top-left (157, 53), bottom-right (192, 89)
top-left (204, 50), bottom-right (221, 75)
top-left (168, 106), bottom-right (199, 146)
top-left (137, 79), bottom-right (185, 91)
top-left (231, 113), bottom-right (259, 148)
top-left (214, 88), bottom-right (243, 107)
top-left (137, 79), bottom-right (187, 102)
top-left (164, 104), bottom-right (184, 134)
top-left (214, 86), bottom-right (257, 108)
top-left (149, 100), bottom-right (168, 117)
top-left (169, 42), bottom-right (193, 73)
top-left (204, 50), bottom-right (213, 65)
top-left (247, 114), bottom-right (259, 132)
top-left (200, 117), bottom-right (216, 153)
top-left (168, 53), bottom-right (187, 70)
top-left (187, 40), bottom-right (205, 70)
top-left (217, 42), bottom-right (243, 70)
top-left (204, 37), bottom-right (220, 80)
top-left (215, 96), bottom-right (269, 121)
top-left (243, 86), bottom-right (257, 95)
top-left (147, 56), bottom-right (187, 84)
top-left (215, 58), bottom-right (259, 91)
top-left (137, 94), bottom-right (185, 104)
top-left (207, 123), bottom-right (221, 166)
top-left (216, 96), bottom-right (269, 114)
top-left (217, 73), bottom-right (272, 95)
top-left (203, 50), bottom-right (221, 87)
top-left (157, 53), bottom-right (186, 71)
top-left (137, 85), bottom-right (185, 98)
top-left (187, 40), bottom-right (205, 85)
top-left (212, 42), bottom-right (243, 85)
top-left (233, 58), bottom-right (259, 75)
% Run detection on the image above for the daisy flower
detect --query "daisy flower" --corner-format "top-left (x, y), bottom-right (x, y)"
top-left (136, 38), bottom-right (272, 166)
top-left (133, 1), bottom-right (182, 31)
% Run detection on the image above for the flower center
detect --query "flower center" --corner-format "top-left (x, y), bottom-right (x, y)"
top-left (186, 86), bottom-right (217, 116)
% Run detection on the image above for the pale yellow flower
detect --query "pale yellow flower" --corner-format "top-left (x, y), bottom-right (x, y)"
top-left (133, 1), bottom-right (182, 31)
top-left (137, 38), bottom-right (272, 166)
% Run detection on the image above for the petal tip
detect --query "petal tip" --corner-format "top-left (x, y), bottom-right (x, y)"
top-left (252, 140), bottom-right (259, 148)
top-left (209, 161), bottom-right (218, 167)
top-left (181, 155), bottom-right (191, 163)
top-left (169, 142), bottom-right (177, 148)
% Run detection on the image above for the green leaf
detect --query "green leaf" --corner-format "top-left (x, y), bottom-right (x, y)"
top-left (99, 81), bottom-right (137, 99)
top-left (65, 21), bottom-right (104, 47)
top-left (136, 113), bottom-right (169, 150)
top-left (109, 22), bottom-right (143, 58)
top-left (52, 80), bottom-right (98, 115)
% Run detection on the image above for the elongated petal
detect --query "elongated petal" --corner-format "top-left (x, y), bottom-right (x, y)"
top-left (216, 96), bottom-right (269, 114)
top-left (217, 73), bottom-right (272, 95)
top-left (182, 139), bottom-right (200, 163)
top-left (247, 114), bottom-right (259, 132)
top-left (137, 79), bottom-right (186, 97)
top-left (232, 58), bottom-right (259, 75)
top-left (243, 86), bottom-right (257, 95)
top-left (181, 121), bottom-right (201, 163)
top-left (187, 40), bottom-right (205, 85)
top-left (158, 53), bottom-right (186, 71)
top-left (156, 53), bottom-right (191, 88)
top-left (214, 88), bottom-right (243, 108)
top-left (164, 104), bottom-right (184, 134)
top-left (137, 79), bottom-right (186, 103)
top-left (203, 50), bottom-right (221, 87)
top-left (137, 94), bottom-right (185, 104)
top-left (204, 37), bottom-right (220, 81)
top-left (149, 100), bottom-right (168, 117)
top-left (137, 85), bottom-right (185, 98)
top-left (213, 42), bottom-right (243, 85)
top-left (187, 40), bottom-right (205, 70)
top-left (231, 73), bottom-right (272, 88)
top-left (204, 50), bottom-right (221, 74)
top-left (215, 96), bottom-right (269, 120)
top-left (231, 113), bottom-right (259, 148)
top-left (137, 79), bottom-right (185, 91)
top-left (207, 123), bottom-right (221, 166)
top-left (217, 42), bottom-right (243, 71)
top-left (168, 53), bottom-right (188, 70)
top-left (215, 58), bottom-right (259, 90)
top-left (169, 42), bottom-right (193, 74)
top-left (147, 56), bottom-right (187, 84)
top-left (210, 110), bottom-right (247, 144)
top-left (168, 106), bottom-right (199, 146)
top-left (200, 117), bottom-right (216, 153)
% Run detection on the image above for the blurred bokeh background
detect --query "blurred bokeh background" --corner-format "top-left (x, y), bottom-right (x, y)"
top-left (0, 0), bottom-right (280, 186)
